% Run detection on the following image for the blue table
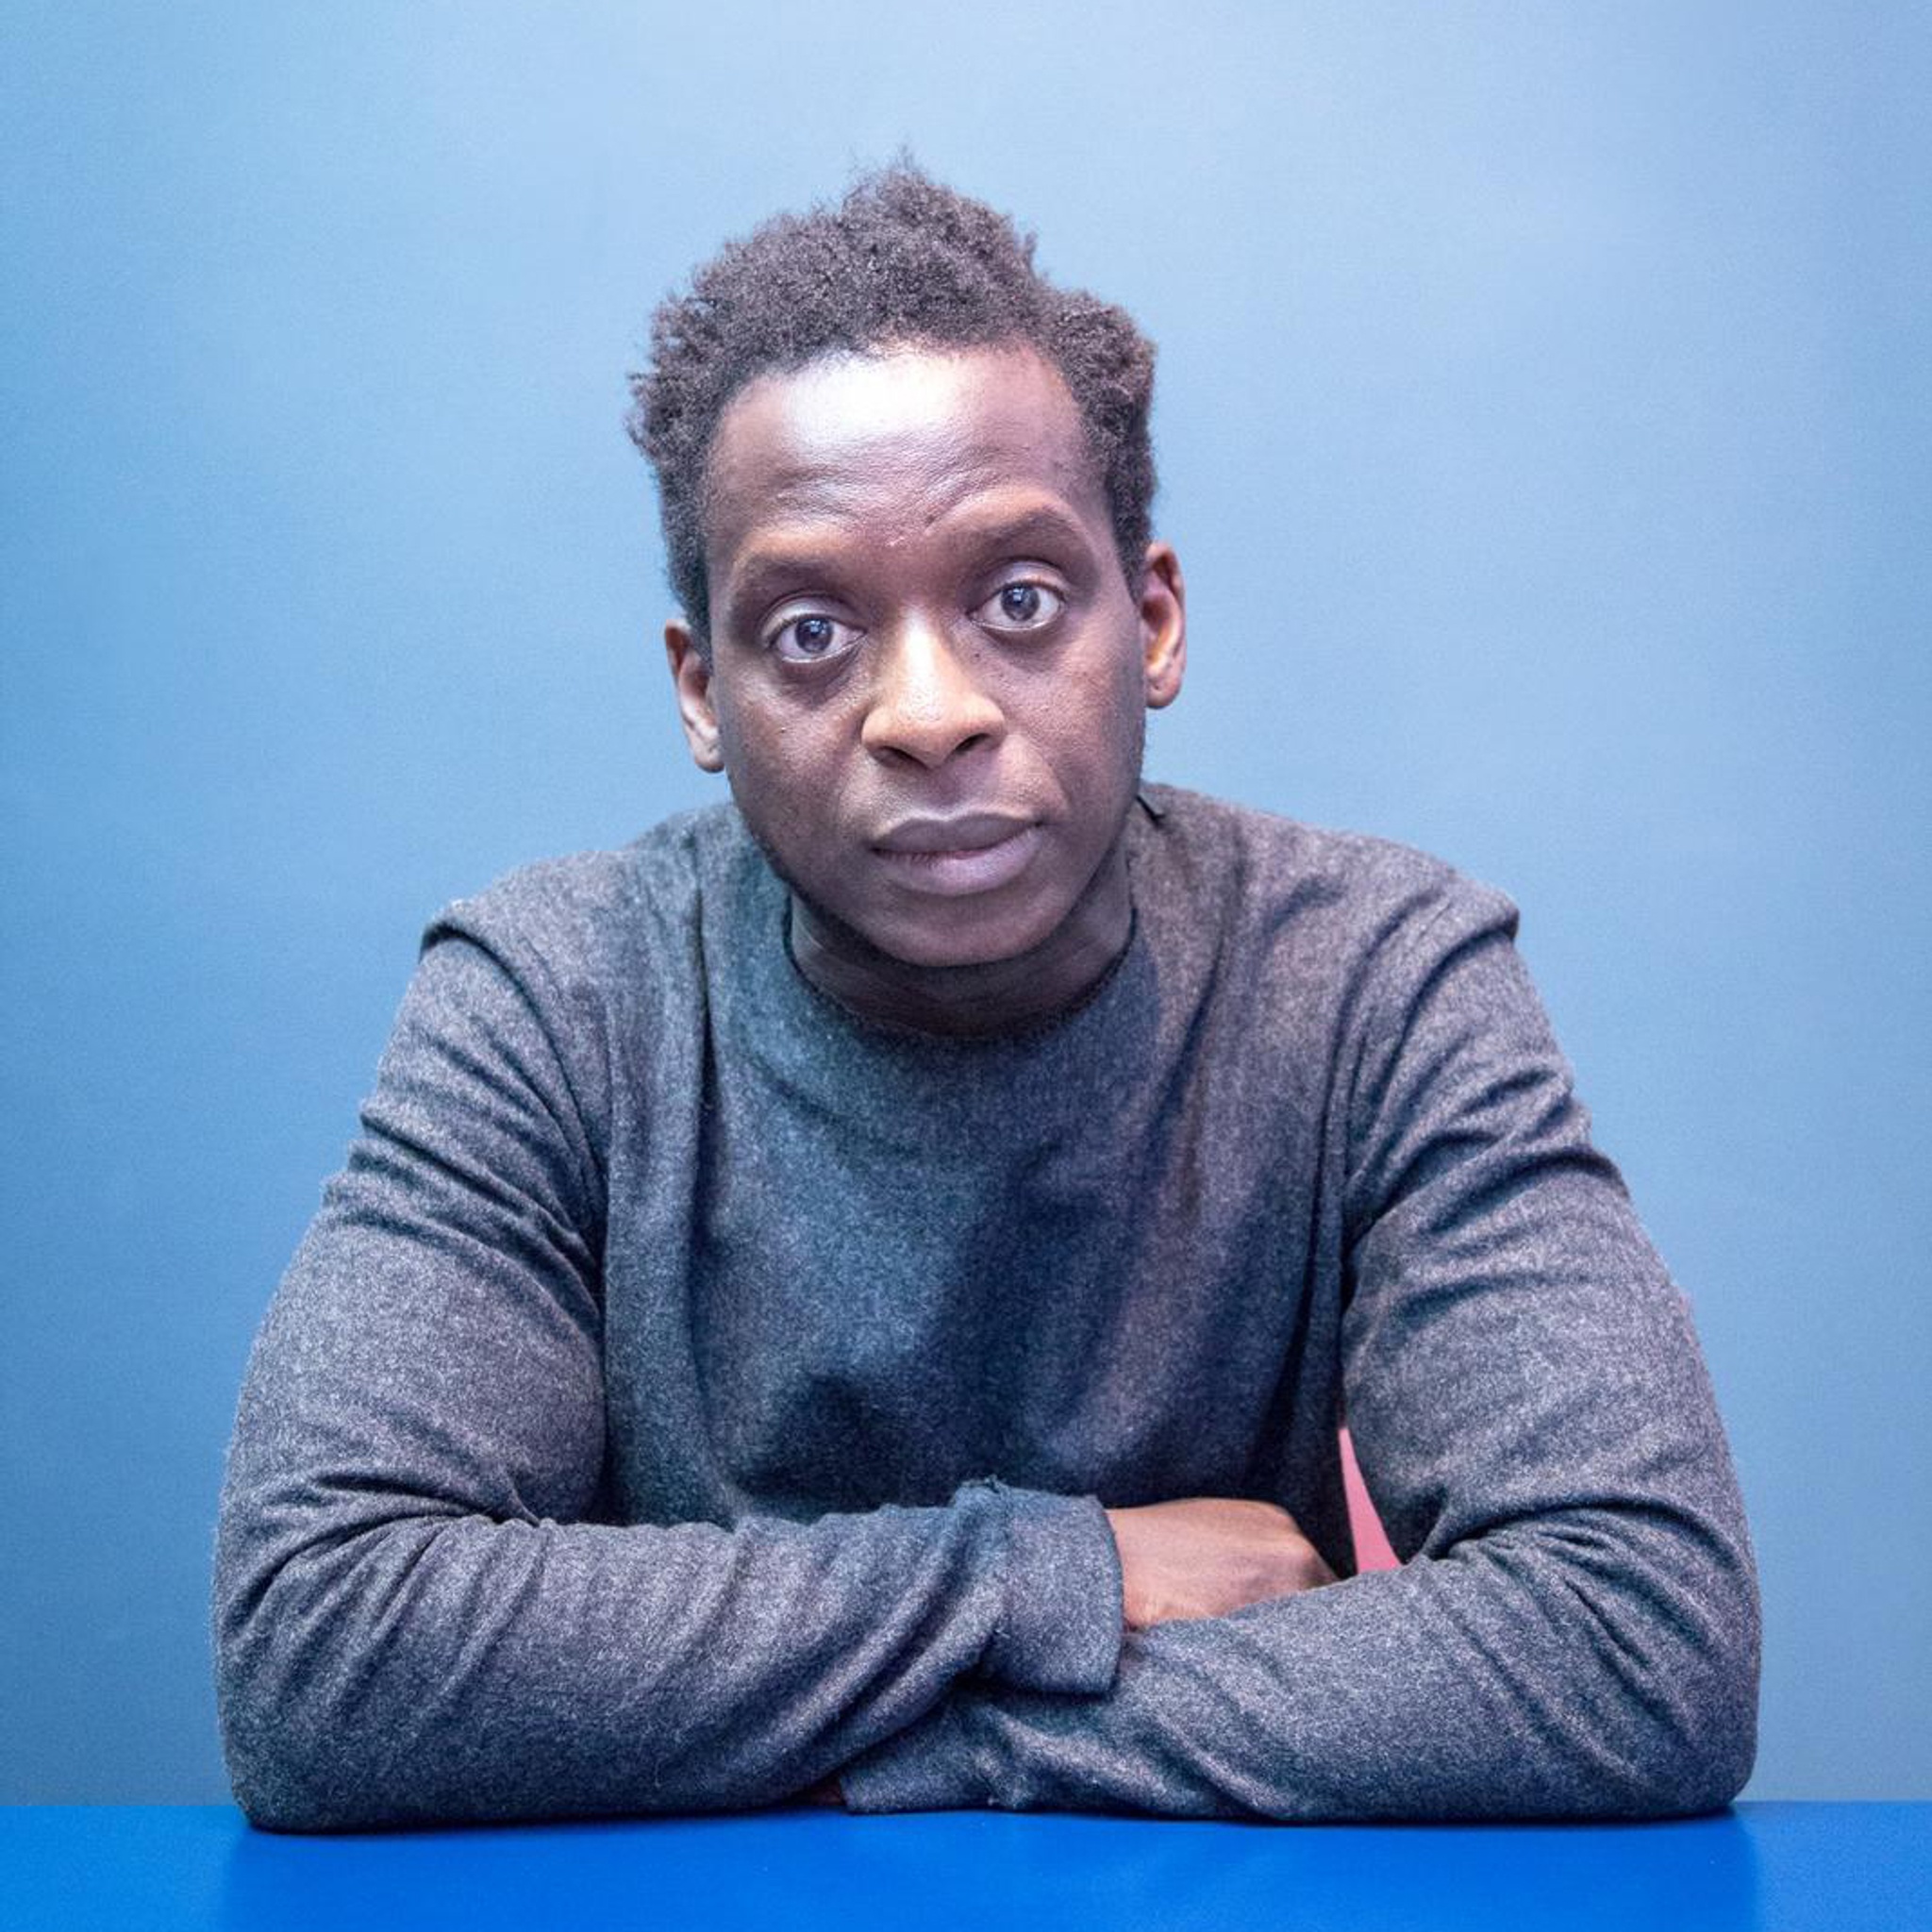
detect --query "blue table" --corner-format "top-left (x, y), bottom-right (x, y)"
top-left (2, 1803), bottom-right (1924, 1930)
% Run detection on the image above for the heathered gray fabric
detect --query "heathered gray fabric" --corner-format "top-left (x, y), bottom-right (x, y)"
top-left (211, 784), bottom-right (1759, 1830)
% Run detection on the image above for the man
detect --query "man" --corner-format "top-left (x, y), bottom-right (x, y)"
top-left (212, 164), bottom-right (1758, 1830)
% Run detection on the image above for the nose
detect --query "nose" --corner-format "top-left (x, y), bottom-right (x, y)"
top-left (860, 617), bottom-right (1005, 770)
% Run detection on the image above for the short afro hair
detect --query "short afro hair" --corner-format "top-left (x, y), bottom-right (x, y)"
top-left (626, 159), bottom-right (1158, 647)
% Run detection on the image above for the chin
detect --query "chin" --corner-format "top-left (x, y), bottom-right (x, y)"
top-left (876, 908), bottom-right (1051, 966)
top-left (865, 896), bottom-right (1060, 972)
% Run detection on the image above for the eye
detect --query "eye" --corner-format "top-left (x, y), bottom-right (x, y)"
top-left (767, 612), bottom-right (861, 663)
top-left (975, 581), bottom-right (1065, 633)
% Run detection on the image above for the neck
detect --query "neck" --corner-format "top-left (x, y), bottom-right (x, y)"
top-left (787, 837), bottom-right (1135, 1041)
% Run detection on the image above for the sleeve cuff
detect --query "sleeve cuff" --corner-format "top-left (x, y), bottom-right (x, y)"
top-left (839, 1695), bottom-right (987, 1813)
top-left (972, 1479), bottom-right (1124, 1696)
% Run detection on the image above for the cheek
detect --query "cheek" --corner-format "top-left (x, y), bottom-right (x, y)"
top-left (713, 682), bottom-right (787, 783)
top-left (717, 693), bottom-right (841, 840)
top-left (1051, 642), bottom-right (1147, 770)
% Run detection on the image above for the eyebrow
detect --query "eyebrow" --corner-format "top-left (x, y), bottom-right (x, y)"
top-left (720, 499), bottom-right (1101, 620)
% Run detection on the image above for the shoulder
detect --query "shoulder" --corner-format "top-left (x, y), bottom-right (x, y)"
top-left (404, 803), bottom-right (760, 1074)
top-left (1136, 782), bottom-right (1519, 972)
top-left (387, 803), bottom-right (753, 1156)
top-left (423, 802), bottom-right (741, 974)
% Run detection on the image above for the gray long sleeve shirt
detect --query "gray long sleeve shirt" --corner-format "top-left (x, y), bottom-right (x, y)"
top-left (211, 784), bottom-right (1759, 1830)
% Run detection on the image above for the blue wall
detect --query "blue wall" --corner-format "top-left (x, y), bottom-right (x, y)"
top-left (4, 1), bottom-right (1925, 1802)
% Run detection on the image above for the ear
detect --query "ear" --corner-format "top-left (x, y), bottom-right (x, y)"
top-left (665, 619), bottom-right (725, 773)
top-left (1138, 541), bottom-right (1187, 711)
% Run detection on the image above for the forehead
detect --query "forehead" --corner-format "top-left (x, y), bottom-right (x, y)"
top-left (701, 343), bottom-right (1108, 565)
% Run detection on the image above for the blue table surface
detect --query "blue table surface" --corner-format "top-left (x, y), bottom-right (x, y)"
top-left (1, 1803), bottom-right (1924, 1932)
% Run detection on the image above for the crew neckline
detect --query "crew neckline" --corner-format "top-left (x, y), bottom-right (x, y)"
top-left (780, 894), bottom-right (1144, 1051)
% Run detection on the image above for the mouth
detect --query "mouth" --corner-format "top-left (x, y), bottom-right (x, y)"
top-left (870, 817), bottom-right (1042, 896)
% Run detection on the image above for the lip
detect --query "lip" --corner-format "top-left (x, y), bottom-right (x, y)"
top-left (874, 812), bottom-right (1036, 855)
top-left (870, 818), bottom-right (1042, 896)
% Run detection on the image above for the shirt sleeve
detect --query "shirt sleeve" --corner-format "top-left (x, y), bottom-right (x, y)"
top-left (211, 927), bottom-right (1124, 1832)
top-left (837, 879), bottom-right (1760, 1821)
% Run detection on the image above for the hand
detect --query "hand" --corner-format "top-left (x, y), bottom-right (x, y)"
top-left (1104, 1497), bottom-right (1338, 1630)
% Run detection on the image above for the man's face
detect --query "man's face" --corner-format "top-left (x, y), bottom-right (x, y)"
top-left (668, 341), bottom-right (1184, 972)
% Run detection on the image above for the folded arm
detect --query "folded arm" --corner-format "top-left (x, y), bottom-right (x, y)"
top-left (839, 885), bottom-right (1760, 1819)
top-left (211, 931), bottom-right (1124, 1831)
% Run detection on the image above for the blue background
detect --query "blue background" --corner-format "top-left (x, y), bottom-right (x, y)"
top-left (3, 2), bottom-right (1925, 1803)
